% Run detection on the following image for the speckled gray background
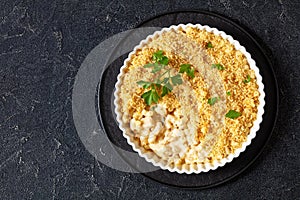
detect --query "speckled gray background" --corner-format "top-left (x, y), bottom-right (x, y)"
top-left (1, 0), bottom-right (299, 199)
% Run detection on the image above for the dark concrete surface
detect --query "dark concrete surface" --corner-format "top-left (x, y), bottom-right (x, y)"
top-left (0, 0), bottom-right (299, 199)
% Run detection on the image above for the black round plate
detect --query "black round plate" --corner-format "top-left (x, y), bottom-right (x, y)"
top-left (98, 10), bottom-right (279, 189)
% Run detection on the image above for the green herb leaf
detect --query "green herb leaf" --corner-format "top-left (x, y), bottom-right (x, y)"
top-left (136, 80), bottom-right (148, 86)
top-left (138, 50), bottom-right (186, 105)
top-left (162, 77), bottom-right (169, 84)
top-left (141, 89), bottom-right (160, 105)
top-left (179, 64), bottom-right (195, 78)
top-left (143, 63), bottom-right (156, 68)
top-left (152, 50), bottom-right (169, 65)
top-left (154, 79), bottom-right (161, 85)
top-left (152, 50), bottom-right (163, 61)
top-left (179, 64), bottom-right (191, 73)
top-left (188, 68), bottom-right (195, 78)
top-left (164, 82), bottom-right (173, 90)
top-left (151, 63), bottom-right (163, 73)
top-left (161, 86), bottom-right (171, 97)
top-left (243, 75), bottom-right (251, 83)
top-left (206, 42), bottom-right (213, 48)
top-left (171, 74), bottom-right (183, 86)
top-left (143, 63), bottom-right (164, 73)
top-left (144, 50), bottom-right (169, 72)
top-left (208, 97), bottom-right (219, 105)
top-left (211, 63), bottom-right (225, 71)
top-left (155, 83), bottom-right (161, 88)
top-left (226, 91), bottom-right (231, 96)
top-left (225, 110), bottom-right (241, 119)
top-left (136, 80), bottom-right (152, 89)
top-left (160, 56), bottom-right (169, 65)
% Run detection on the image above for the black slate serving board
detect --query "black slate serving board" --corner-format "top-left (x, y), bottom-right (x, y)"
top-left (98, 10), bottom-right (278, 189)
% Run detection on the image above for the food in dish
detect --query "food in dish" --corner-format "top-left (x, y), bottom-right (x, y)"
top-left (114, 24), bottom-right (264, 173)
